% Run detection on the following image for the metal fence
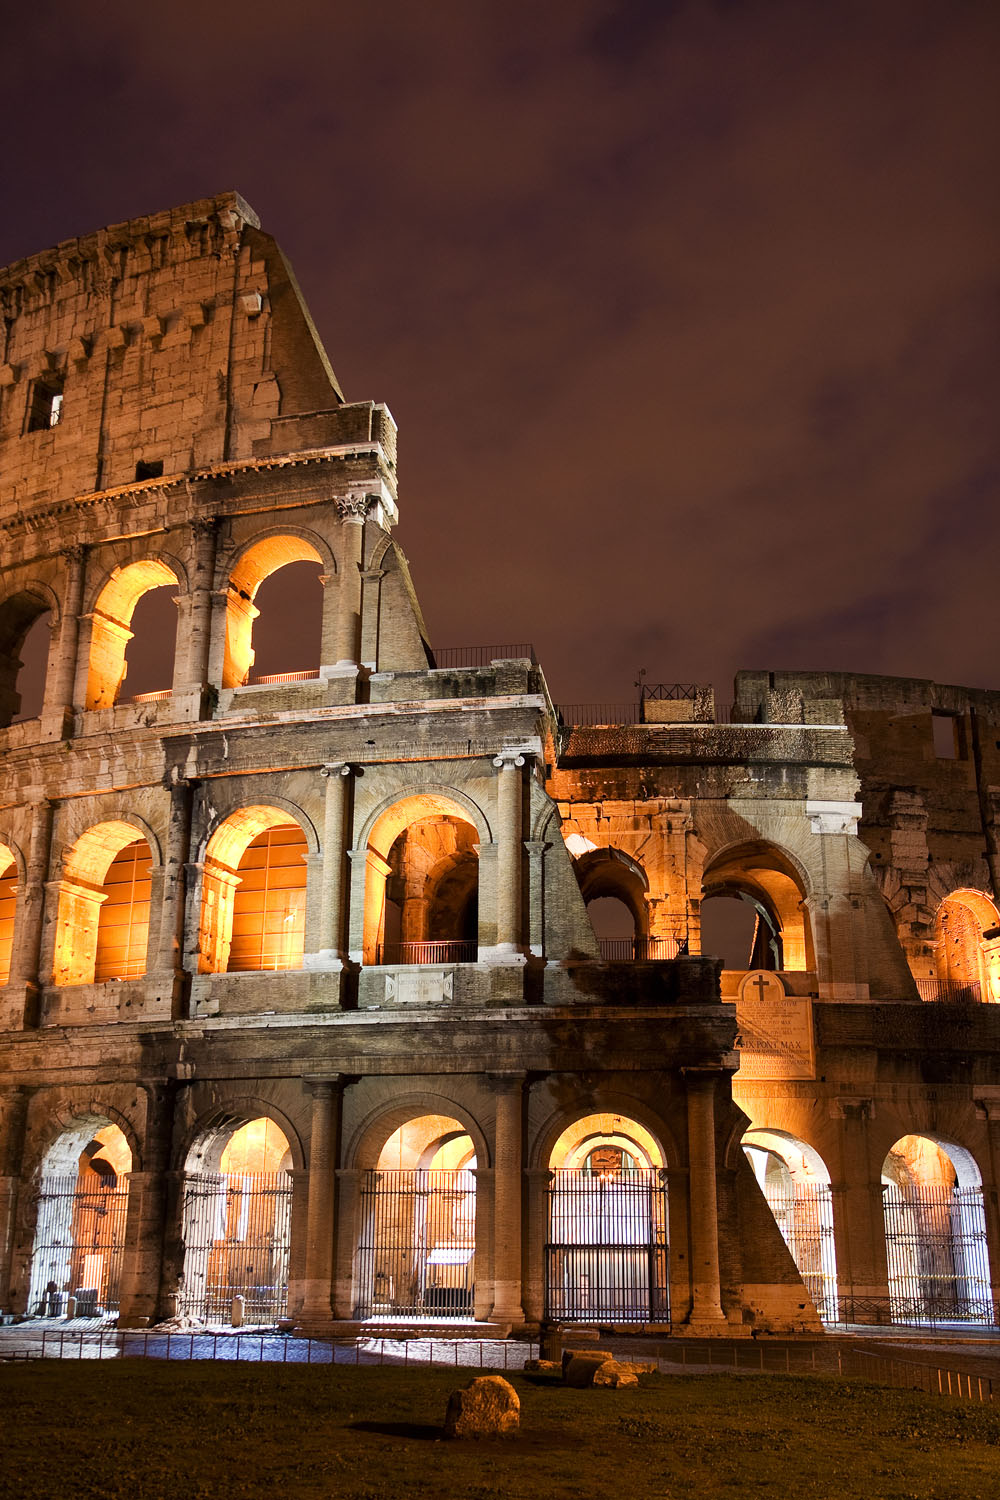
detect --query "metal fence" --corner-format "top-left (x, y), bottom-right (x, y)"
top-left (545, 1168), bottom-right (669, 1324)
top-left (27, 1173), bottom-right (130, 1319)
top-left (355, 1169), bottom-right (477, 1320)
top-left (914, 978), bottom-right (984, 1004)
top-left (180, 1172), bottom-right (292, 1323)
top-left (760, 1183), bottom-right (838, 1322)
top-left (883, 1183), bottom-right (993, 1323)
top-left (431, 644), bottom-right (536, 669)
top-left (374, 940), bottom-right (477, 966)
top-left (597, 937), bottom-right (681, 962)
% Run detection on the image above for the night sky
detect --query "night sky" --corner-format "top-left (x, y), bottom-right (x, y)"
top-left (4, 1), bottom-right (998, 708)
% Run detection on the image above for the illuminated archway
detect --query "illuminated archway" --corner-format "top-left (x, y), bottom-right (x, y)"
top-left (53, 822), bottom-right (153, 986)
top-left (742, 1128), bottom-right (837, 1321)
top-left (931, 890), bottom-right (1000, 1002)
top-left (573, 848), bottom-right (650, 960)
top-left (701, 843), bottom-right (812, 972)
top-left (0, 845), bottom-right (17, 984)
top-left (363, 794), bottom-right (481, 964)
top-left (85, 560), bottom-right (179, 709)
top-left (222, 535), bottom-right (325, 689)
top-left (546, 1113), bottom-right (668, 1324)
top-left (197, 806), bottom-right (311, 974)
top-left (27, 1119), bottom-right (132, 1320)
top-left (180, 1116), bottom-right (293, 1324)
top-left (881, 1134), bottom-right (992, 1324)
top-left (355, 1114), bottom-right (478, 1320)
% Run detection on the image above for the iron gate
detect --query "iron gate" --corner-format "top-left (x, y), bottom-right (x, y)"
top-left (760, 1183), bottom-right (838, 1322)
top-left (180, 1171), bottom-right (292, 1323)
top-left (545, 1168), bottom-right (669, 1324)
top-left (883, 1183), bottom-right (994, 1323)
top-left (27, 1173), bottom-right (130, 1318)
top-left (355, 1169), bottom-right (477, 1319)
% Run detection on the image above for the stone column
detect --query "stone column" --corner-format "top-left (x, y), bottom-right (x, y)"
top-left (154, 778), bottom-right (194, 1010)
top-left (488, 754), bottom-right (526, 963)
top-left (0, 1087), bottom-right (29, 1309)
top-left (7, 799), bottom-right (54, 1028)
top-left (332, 495), bottom-right (373, 669)
top-left (491, 1074), bottom-right (526, 1326)
top-left (301, 1077), bottom-right (344, 1325)
top-left (332, 1167), bottom-right (361, 1319)
top-left (359, 568), bottom-right (385, 671)
top-left (310, 762), bottom-right (352, 967)
top-left (524, 841), bottom-right (548, 958)
top-left (119, 1080), bottom-right (176, 1327)
top-left (176, 516), bottom-right (218, 704)
top-left (830, 1097), bottom-right (889, 1323)
top-left (523, 1167), bottom-right (551, 1325)
top-left (684, 1070), bottom-right (726, 1328)
top-left (42, 544), bottom-right (87, 739)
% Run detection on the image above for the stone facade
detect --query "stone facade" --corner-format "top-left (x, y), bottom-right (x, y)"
top-left (0, 196), bottom-right (997, 1337)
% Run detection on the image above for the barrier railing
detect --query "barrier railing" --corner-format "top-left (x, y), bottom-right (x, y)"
top-left (431, 644), bottom-right (536, 669)
top-left (375, 941), bottom-right (477, 965)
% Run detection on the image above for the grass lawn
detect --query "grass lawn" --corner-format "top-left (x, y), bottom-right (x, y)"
top-left (1, 1360), bottom-right (997, 1500)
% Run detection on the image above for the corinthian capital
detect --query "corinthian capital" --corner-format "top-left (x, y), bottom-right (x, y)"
top-left (336, 492), bottom-right (376, 522)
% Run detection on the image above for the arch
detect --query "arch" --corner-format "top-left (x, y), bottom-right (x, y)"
top-left (881, 1133), bottom-right (992, 1323)
top-left (85, 558), bottom-right (181, 710)
top-left (27, 1116), bottom-right (133, 1321)
top-left (0, 840), bottom-right (18, 985)
top-left (180, 1098), bottom-right (305, 1174)
top-left (360, 786), bottom-right (491, 856)
top-left (932, 889), bottom-right (1000, 1002)
top-left (179, 1107), bottom-right (295, 1324)
top-left (221, 531), bottom-right (329, 689)
top-left (543, 1109), bottom-right (670, 1324)
top-left (52, 820), bottom-right (156, 986)
top-left (351, 1106), bottom-right (481, 1321)
top-left (532, 1095), bottom-right (677, 1172)
top-left (349, 1093), bottom-right (490, 1172)
top-left (361, 792), bottom-right (486, 965)
top-left (197, 804), bottom-right (317, 975)
top-left (701, 840), bottom-right (813, 971)
top-left (0, 583), bottom-right (58, 727)
top-left (573, 847), bottom-right (649, 954)
top-left (742, 1127), bottom-right (838, 1322)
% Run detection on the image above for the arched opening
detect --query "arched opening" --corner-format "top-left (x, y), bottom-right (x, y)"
top-left (0, 591), bottom-right (53, 727)
top-left (197, 808), bottom-right (308, 974)
top-left (53, 823), bottom-right (152, 986)
top-left (701, 844), bottom-right (812, 972)
top-left (926, 889), bottom-right (1000, 1003)
top-left (85, 560), bottom-right (179, 710)
top-left (742, 1128), bottom-right (838, 1322)
top-left (570, 847), bottom-right (674, 961)
top-left (222, 537), bottom-right (324, 689)
top-left (181, 1116), bottom-right (293, 1324)
top-left (0, 846), bottom-right (17, 984)
top-left (545, 1112), bottom-right (669, 1324)
top-left (356, 1115), bottom-right (477, 1321)
top-left (882, 1134), bottom-right (992, 1324)
top-left (364, 795), bottom-right (480, 965)
top-left (27, 1118), bottom-right (132, 1321)
top-left (119, 585), bottom-right (178, 701)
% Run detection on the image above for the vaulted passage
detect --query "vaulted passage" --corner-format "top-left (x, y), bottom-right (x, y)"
top-left (198, 808), bottom-right (308, 973)
top-left (53, 823), bottom-right (152, 986)
top-left (882, 1134), bottom-right (993, 1324)
top-left (700, 842), bottom-right (812, 973)
top-left (364, 797), bottom-right (480, 965)
top-left (223, 537), bottom-right (324, 689)
top-left (927, 889), bottom-right (1000, 1003)
top-left (27, 1120), bottom-right (132, 1321)
top-left (545, 1114), bottom-right (669, 1325)
top-left (355, 1116), bottom-right (477, 1320)
top-left (180, 1117), bottom-right (293, 1325)
top-left (85, 559), bottom-right (178, 709)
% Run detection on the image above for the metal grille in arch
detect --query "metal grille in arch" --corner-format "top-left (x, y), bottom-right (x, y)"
top-left (883, 1183), bottom-right (993, 1324)
top-left (545, 1167), bottom-right (669, 1324)
top-left (180, 1171), bottom-right (292, 1323)
top-left (355, 1169), bottom-right (477, 1320)
top-left (27, 1173), bottom-right (130, 1318)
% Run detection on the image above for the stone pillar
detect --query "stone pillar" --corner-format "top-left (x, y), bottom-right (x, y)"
top-left (332, 1167), bottom-right (361, 1319)
top-left (830, 1097), bottom-right (889, 1323)
top-left (359, 568), bottom-right (385, 670)
top-left (332, 495), bottom-right (373, 669)
top-left (486, 754), bottom-right (526, 964)
top-left (176, 517), bottom-right (218, 705)
top-left (524, 841), bottom-right (548, 958)
top-left (118, 1080), bottom-right (176, 1327)
top-left (154, 778), bottom-right (194, 1010)
top-left (285, 1169), bottom-right (310, 1317)
top-left (490, 1074), bottom-right (526, 1326)
top-left (0, 1087), bottom-right (30, 1309)
top-left (42, 544), bottom-right (87, 739)
top-left (523, 1167), bottom-right (551, 1325)
top-left (301, 1077), bottom-right (343, 1325)
top-left (684, 1071), bottom-right (726, 1329)
top-left (309, 762), bottom-right (352, 968)
top-left (6, 799), bottom-right (54, 1028)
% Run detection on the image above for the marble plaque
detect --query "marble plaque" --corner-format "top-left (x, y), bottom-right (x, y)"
top-left (735, 970), bottom-right (815, 1080)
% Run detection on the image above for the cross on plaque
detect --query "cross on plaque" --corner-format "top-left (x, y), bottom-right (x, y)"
top-left (752, 973), bottom-right (770, 1002)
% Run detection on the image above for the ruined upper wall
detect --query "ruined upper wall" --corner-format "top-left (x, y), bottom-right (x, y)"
top-left (0, 193), bottom-right (395, 519)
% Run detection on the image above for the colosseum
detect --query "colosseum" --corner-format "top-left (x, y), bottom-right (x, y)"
top-left (0, 192), bottom-right (997, 1338)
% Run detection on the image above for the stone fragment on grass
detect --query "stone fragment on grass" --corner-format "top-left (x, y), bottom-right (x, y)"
top-left (523, 1358), bottom-right (563, 1373)
top-left (593, 1360), bottom-right (639, 1388)
top-left (563, 1350), bottom-right (615, 1387)
top-left (444, 1375), bottom-right (520, 1438)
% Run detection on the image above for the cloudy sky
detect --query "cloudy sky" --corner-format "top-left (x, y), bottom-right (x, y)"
top-left (4, 0), bottom-right (998, 705)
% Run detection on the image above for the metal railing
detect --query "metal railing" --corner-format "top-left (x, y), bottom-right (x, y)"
top-left (557, 703), bottom-right (642, 727)
top-left (27, 1174), bottom-right (130, 1319)
top-left (545, 1168), bottom-right (670, 1324)
top-left (375, 940), bottom-right (477, 965)
top-left (641, 682), bottom-right (698, 701)
top-left (179, 1171), bottom-right (292, 1324)
top-left (355, 1169), bottom-right (477, 1320)
top-left (883, 1182), bottom-right (993, 1323)
top-left (759, 1183), bottom-right (839, 1323)
top-left (431, 644), bottom-right (536, 669)
top-left (597, 937), bottom-right (681, 962)
top-left (127, 688), bottom-right (171, 704)
top-left (245, 670), bottom-right (320, 685)
top-left (915, 978), bottom-right (985, 1004)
